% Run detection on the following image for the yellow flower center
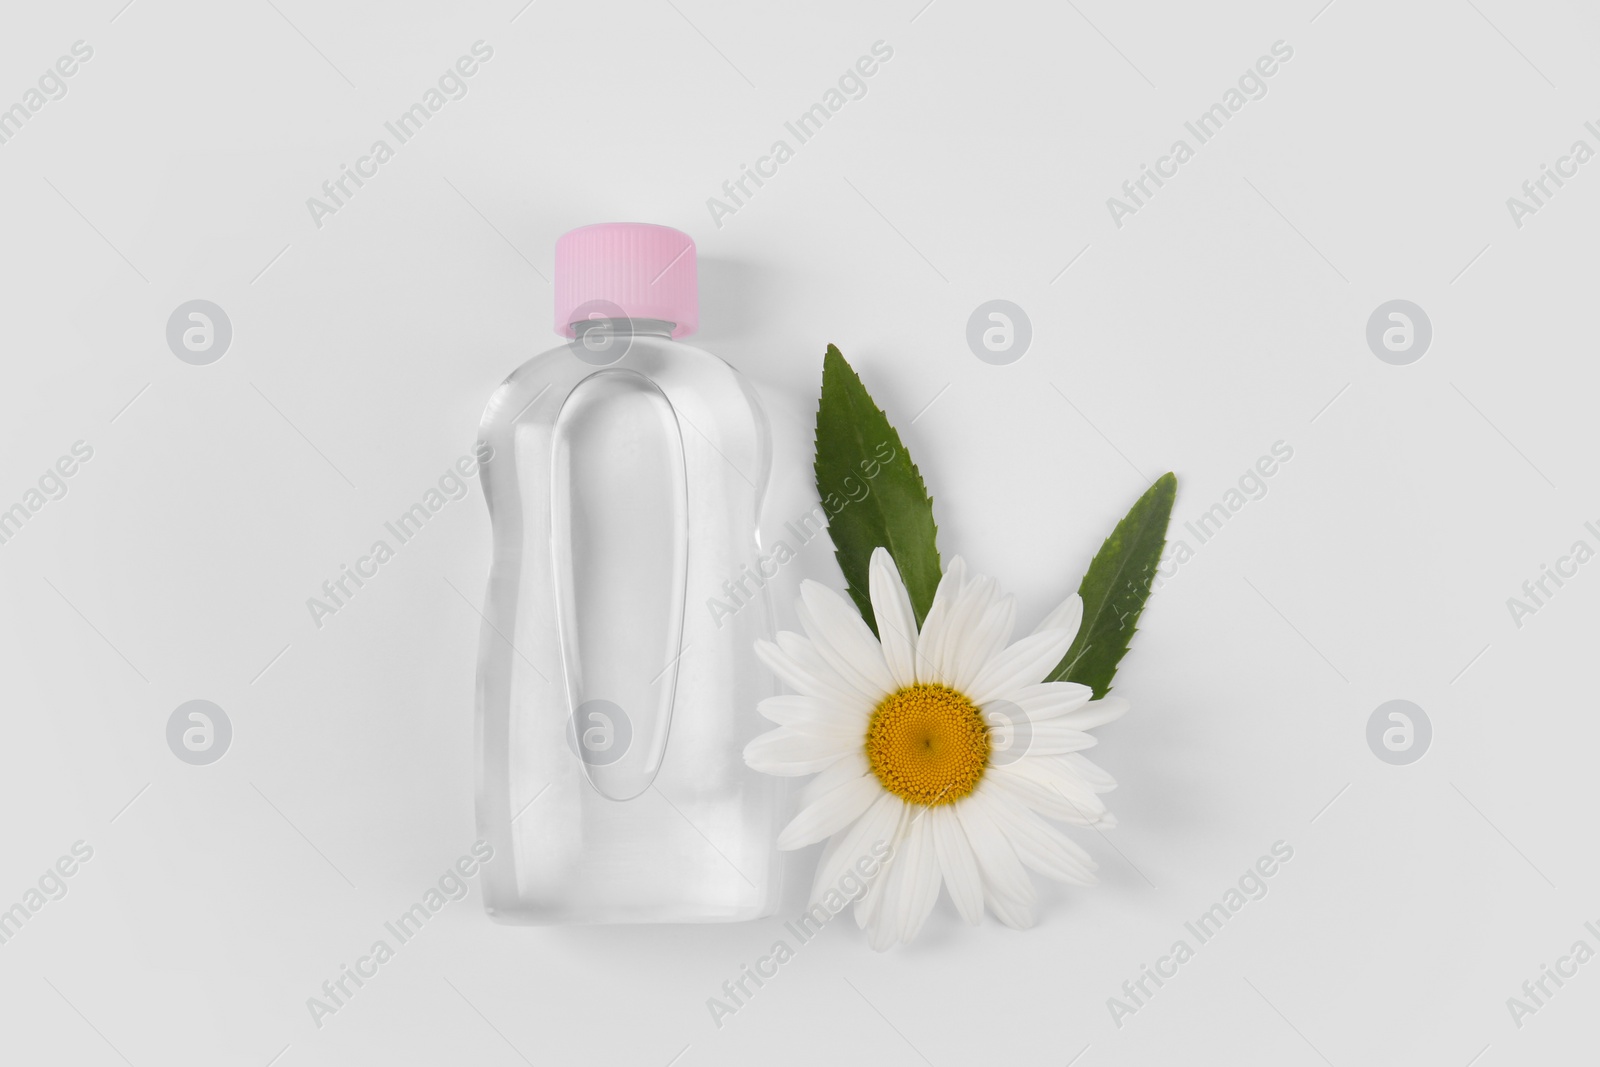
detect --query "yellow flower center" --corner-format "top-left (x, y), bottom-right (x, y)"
top-left (865, 683), bottom-right (990, 807)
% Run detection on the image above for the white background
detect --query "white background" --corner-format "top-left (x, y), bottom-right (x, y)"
top-left (2, 0), bottom-right (1597, 1064)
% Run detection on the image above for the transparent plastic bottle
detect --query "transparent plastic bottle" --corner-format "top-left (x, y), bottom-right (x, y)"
top-left (474, 223), bottom-right (783, 923)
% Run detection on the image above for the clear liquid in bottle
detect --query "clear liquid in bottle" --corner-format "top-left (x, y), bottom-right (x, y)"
top-left (474, 224), bottom-right (784, 923)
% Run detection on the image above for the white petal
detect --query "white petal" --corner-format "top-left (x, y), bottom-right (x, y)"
top-left (778, 631), bottom-right (882, 709)
top-left (757, 707), bottom-right (866, 747)
top-left (798, 581), bottom-right (896, 699)
top-left (936, 575), bottom-right (996, 688)
top-left (742, 727), bottom-right (854, 776)
top-left (954, 791), bottom-right (1035, 904)
top-left (987, 760), bottom-right (1109, 825)
top-left (777, 773), bottom-right (883, 850)
top-left (856, 852), bottom-right (890, 933)
top-left (966, 627), bottom-right (1076, 705)
top-left (1031, 592), bottom-right (1083, 643)
top-left (875, 814), bottom-right (921, 945)
top-left (981, 784), bottom-right (1097, 885)
top-left (1030, 754), bottom-right (1114, 800)
top-left (812, 793), bottom-right (903, 904)
top-left (856, 806), bottom-right (909, 936)
top-left (756, 694), bottom-right (866, 732)
top-left (802, 749), bottom-right (870, 807)
top-left (854, 839), bottom-right (892, 929)
top-left (912, 557), bottom-right (967, 684)
top-left (1017, 720), bottom-right (1098, 756)
top-left (1052, 696), bottom-right (1131, 732)
top-left (949, 594), bottom-right (1015, 693)
top-left (1006, 682), bottom-right (1095, 721)
top-left (756, 637), bottom-right (867, 710)
top-left (777, 628), bottom-right (880, 706)
top-left (930, 807), bottom-right (984, 925)
top-left (865, 884), bottom-right (900, 950)
top-left (984, 886), bottom-right (1036, 930)
top-left (868, 548), bottom-right (919, 689)
top-left (1059, 752), bottom-right (1117, 792)
top-left (892, 813), bottom-right (942, 944)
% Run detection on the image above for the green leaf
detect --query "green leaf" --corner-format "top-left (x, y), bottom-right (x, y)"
top-left (1046, 472), bottom-right (1177, 698)
top-left (813, 344), bottom-right (942, 635)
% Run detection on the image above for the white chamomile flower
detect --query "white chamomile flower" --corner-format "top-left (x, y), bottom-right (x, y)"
top-left (743, 548), bottom-right (1128, 950)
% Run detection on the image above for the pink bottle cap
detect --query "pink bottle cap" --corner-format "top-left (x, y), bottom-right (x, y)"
top-left (553, 223), bottom-right (698, 339)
